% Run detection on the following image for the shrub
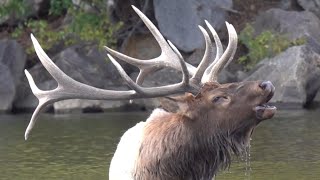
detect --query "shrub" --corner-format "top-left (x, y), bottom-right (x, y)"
top-left (0, 0), bottom-right (29, 21)
top-left (2, 0), bottom-right (122, 55)
top-left (239, 24), bottom-right (305, 70)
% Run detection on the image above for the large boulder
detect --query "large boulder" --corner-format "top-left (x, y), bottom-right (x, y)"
top-left (123, 33), bottom-right (160, 61)
top-left (0, 39), bottom-right (26, 85)
top-left (0, 39), bottom-right (26, 112)
top-left (253, 9), bottom-right (320, 43)
top-left (153, 0), bottom-right (232, 52)
top-left (121, 33), bottom-right (161, 73)
top-left (245, 44), bottom-right (320, 107)
top-left (0, 64), bottom-right (15, 112)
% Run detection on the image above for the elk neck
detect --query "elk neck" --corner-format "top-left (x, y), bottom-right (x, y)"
top-left (133, 107), bottom-right (252, 180)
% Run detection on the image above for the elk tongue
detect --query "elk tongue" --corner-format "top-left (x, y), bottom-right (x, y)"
top-left (254, 105), bottom-right (277, 121)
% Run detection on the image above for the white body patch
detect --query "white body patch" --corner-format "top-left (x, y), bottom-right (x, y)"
top-left (109, 108), bottom-right (169, 180)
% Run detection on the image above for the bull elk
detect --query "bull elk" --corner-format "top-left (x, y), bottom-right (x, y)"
top-left (24, 5), bottom-right (276, 180)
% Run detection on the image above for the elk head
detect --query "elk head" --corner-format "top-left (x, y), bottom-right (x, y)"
top-left (24, 5), bottom-right (276, 179)
top-left (162, 80), bottom-right (276, 146)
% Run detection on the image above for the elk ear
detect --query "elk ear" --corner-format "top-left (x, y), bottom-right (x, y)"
top-left (160, 93), bottom-right (199, 119)
top-left (160, 93), bottom-right (195, 114)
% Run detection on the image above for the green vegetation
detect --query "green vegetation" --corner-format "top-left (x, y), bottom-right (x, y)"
top-left (0, 0), bottom-right (29, 21)
top-left (239, 24), bottom-right (305, 70)
top-left (49, 0), bottom-right (72, 15)
top-left (1, 0), bottom-right (122, 55)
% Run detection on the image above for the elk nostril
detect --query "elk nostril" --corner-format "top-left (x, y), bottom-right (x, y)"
top-left (259, 82), bottom-right (268, 90)
top-left (259, 81), bottom-right (273, 91)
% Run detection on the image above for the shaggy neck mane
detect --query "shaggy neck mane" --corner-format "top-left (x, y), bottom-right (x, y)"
top-left (134, 109), bottom-right (251, 180)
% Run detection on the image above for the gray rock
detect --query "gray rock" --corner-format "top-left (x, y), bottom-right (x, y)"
top-left (245, 45), bottom-right (320, 106)
top-left (25, 0), bottom-right (48, 16)
top-left (186, 47), bottom-right (207, 66)
top-left (315, 90), bottom-right (320, 103)
top-left (297, 0), bottom-right (320, 18)
top-left (0, 39), bottom-right (26, 85)
top-left (278, 0), bottom-right (301, 10)
top-left (0, 39), bottom-right (26, 112)
top-left (253, 9), bottom-right (320, 43)
top-left (153, 0), bottom-right (232, 52)
top-left (54, 99), bottom-right (128, 113)
top-left (0, 64), bottom-right (15, 112)
top-left (129, 68), bottom-right (183, 110)
top-left (121, 33), bottom-right (161, 73)
top-left (123, 33), bottom-right (161, 60)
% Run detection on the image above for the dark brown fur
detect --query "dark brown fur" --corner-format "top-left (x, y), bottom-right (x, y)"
top-left (134, 81), bottom-right (274, 180)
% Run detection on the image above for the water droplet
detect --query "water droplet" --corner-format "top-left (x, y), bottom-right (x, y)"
top-left (244, 139), bottom-right (252, 179)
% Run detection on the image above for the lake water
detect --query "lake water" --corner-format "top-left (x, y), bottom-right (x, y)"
top-left (0, 109), bottom-right (320, 180)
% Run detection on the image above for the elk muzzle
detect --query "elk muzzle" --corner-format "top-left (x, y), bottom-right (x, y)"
top-left (254, 81), bottom-right (276, 121)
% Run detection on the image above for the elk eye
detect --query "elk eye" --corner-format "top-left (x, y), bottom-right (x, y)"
top-left (212, 96), bottom-right (227, 103)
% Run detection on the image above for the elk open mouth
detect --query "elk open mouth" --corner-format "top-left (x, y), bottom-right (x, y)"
top-left (254, 81), bottom-right (277, 121)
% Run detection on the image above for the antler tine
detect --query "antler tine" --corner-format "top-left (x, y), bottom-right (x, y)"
top-left (201, 20), bottom-right (224, 83)
top-left (205, 20), bottom-right (223, 59)
top-left (24, 70), bottom-right (53, 140)
top-left (167, 40), bottom-right (189, 85)
top-left (223, 23), bottom-right (238, 69)
top-left (104, 5), bottom-right (197, 86)
top-left (190, 25), bottom-right (215, 85)
top-left (204, 22), bottom-right (238, 82)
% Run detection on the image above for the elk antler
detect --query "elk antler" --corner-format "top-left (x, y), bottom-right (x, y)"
top-left (105, 6), bottom-right (237, 85)
top-left (24, 5), bottom-right (238, 140)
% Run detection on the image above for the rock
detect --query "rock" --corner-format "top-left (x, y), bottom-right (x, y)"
top-left (141, 68), bottom-right (182, 87)
top-left (278, 0), bottom-right (301, 10)
top-left (0, 64), bottom-right (15, 112)
top-left (0, 39), bottom-right (26, 112)
top-left (14, 44), bottom-right (126, 112)
top-left (253, 9), bottom-right (320, 43)
top-left (297, 0), bottom-right (320, 18)
top-left (54, 99), bottom-right (128, 113)
top-left (25, 0), bottom-right (49, 16)
top-left (315, 91), bottom-right (320, 103)
top-left (186, 47), bottom-right (207, 66)
top-left (128, 68), bottom-right (183, 110)
top-left (123, 33), bottom-right (160, 60)
top-left (0, 39), bottom-right (26, 85)
top-left (122, 33), bottom-right (161, 73)
top-left (245, 45), bottom-right (320, 107)
top-left (153, 0), bottom-right (232, 52)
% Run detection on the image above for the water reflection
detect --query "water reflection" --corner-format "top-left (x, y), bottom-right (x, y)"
top-left (0, 110), bottom-right (320, 179)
